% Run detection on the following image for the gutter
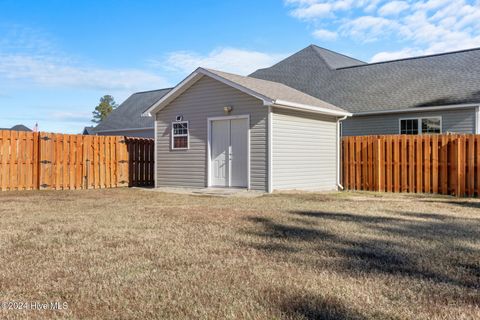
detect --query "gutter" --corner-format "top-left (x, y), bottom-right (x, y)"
top-left (337, 115), bottom-right (348, 190)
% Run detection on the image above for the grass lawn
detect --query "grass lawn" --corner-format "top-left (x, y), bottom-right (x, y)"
top-left (0, 189), bottom-right (479, 320)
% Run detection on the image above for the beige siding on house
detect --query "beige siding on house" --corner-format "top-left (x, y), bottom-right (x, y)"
top-left (155, 76), bottom-right (268, 191)
top-left (272, 108), bottom-right (338, 191)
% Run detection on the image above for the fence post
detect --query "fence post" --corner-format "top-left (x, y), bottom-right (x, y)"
top-left (456, 136), bottom-right (465, 197)
top-left (39, 132), bottom-right (52, 190)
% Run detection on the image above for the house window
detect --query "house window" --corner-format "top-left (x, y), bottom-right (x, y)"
top-left (172, 121), bottom-right (189, 149)
top-left (421, 118), bottom-right (441, 134)
top-left (400, 119), bottom-right (418, 134)
top-left (400, 117), bottom-right (442, 135)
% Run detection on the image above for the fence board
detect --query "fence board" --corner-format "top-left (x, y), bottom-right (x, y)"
top-left (0, 130), bottom-right (153, 191)
top-left (342, 134), bottom-right (480, 197)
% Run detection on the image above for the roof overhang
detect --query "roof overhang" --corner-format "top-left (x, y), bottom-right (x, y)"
top-left (273, 100), bottom-right (352, 117)
top-left (143, 67), bottom-right (351, 118)
top-left (352, 103), bottom-right (479, 116)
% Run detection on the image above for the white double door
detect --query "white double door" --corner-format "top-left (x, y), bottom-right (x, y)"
top-left (210, 118), bottom-right (248, 188)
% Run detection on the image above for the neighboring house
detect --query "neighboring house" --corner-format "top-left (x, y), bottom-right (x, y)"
top-left (144, 68), bottom-right (350, 193)
top-left (0, 124), bottom-right (32, 132)
top-left (91, 88), bottom-right (172, 138)
top-left (82, 126), bottom-right (96, 135)
top-left (250, 45), bottom-right (480, 136)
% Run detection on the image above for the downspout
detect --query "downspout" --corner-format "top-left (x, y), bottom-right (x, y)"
top-left (337, 115), bottom-right (348, 190)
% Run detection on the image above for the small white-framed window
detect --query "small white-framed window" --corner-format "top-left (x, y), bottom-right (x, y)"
top-left (171, 121), bottom-right (189, 150)
top-left (399, 117), bottom-right (442, 135)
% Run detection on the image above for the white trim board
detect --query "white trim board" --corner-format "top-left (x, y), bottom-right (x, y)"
top-left (267, 106), bottom-right (273, 193)
top-left (206, 114), bottom-right (251, 189)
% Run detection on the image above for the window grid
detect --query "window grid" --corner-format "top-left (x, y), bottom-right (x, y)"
top-left (400, 117), bottom-right (441, 135)
top-left (172, 121), bottom-right (189, 149)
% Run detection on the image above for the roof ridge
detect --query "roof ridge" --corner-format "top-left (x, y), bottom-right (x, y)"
top-left (337, 46), bottom-right (480, 70)
top-left (308, 45), bottom-right (334, 69)
top-left (310, 44), bottom-right (366, 66)
top-left (133, 87), bottom-right (174, 94)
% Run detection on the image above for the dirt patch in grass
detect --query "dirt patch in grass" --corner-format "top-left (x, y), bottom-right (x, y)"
top-left (0, 189), bottom-right (478, 319)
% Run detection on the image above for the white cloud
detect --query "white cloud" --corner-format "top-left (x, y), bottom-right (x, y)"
top-left (291, 3), bottom-right (333, 18)
top-left (378, 1), bottom-right (410, 16)
top-left (155, 47), bottom-right (286, 76)
top-left (313, 28), bottom-right (338, 40)
top-left (370, 48), bottom-right (422, 62)
top-left (0, 25), bottom-right (170, 92)
top-left (341, 16), bottom-right (399, 42)
top-left (286, 0), bottom-right (480, 62)
top-left (0, 54), bottom-right (169, 91)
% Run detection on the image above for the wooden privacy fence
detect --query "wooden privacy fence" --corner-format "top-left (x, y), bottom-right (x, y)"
top-left (0, 130), bottom-right (154, 191)
top-left (342, 134), bottom-right (480, 197)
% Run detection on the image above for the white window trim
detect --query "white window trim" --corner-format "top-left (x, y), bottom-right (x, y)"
top-left (398, 116), bottom-right (442, 135)
top-left (171, 120), bottom-right (189, 150)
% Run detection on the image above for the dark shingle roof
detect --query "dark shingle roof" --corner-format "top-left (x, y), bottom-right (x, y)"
top-left (94, 88), bottom-right (172, 132)
top-left (0, 124), bottom-right (32, 132)
top-left (82, 126), bottom-right (96, 135)
top-left (250, 45), bottom-right (480, 113)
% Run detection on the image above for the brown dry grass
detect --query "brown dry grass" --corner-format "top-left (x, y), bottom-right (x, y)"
top-left (0, 189), bottom-right (479, 319)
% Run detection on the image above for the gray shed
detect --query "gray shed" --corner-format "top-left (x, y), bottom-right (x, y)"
top-left (144, 68), bottom-right (351, 193)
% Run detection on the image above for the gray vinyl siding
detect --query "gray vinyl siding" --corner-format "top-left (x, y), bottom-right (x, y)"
top-left (342, 108), bottom-right (476, 136)
top-left (96, 129), bottom-right (154, 138)
top-left (272, 108), bottom-right (338, 191)
top-left (155, 76), bottom-right (268, 191)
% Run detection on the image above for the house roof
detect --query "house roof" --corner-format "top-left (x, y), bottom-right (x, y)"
top-left (82, 126), bottom-right (96, 135)
top-left (250, 45), bottom-right (480, 114)
top-left (94, 88), bottom-right (172, 132)
top-left (145, 67), bottom-right (351, 117)
top-left (0, 124), bottom-right (32, 132)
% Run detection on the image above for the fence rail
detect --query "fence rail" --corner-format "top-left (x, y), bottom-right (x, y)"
top-left (342, 134), bottom-right (480, 197)
top-left (0, 130), bottom-right (154, 191)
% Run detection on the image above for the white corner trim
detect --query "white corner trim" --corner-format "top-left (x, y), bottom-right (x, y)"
top-left (273, 100), bottom-right (352, 117)
top-left (337, 115), bottom-right (347, 190)
top-left (154, 120), bottom-right (158, 188)
top-left (353, 103), bottom-right (480, 116)
top-left (267, 106), bottom-right (273, 193)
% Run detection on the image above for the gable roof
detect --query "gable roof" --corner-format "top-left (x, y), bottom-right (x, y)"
top-left (250, 45), bottom-right (480, 114)
top-left (82, 126), bottom-right (96, 135)
top-left (0, 124), bottom-right (32, 132)
top-left (94, 88), bottom-right (172, 132)
top-left (144, 67), bottom-right (351, 117)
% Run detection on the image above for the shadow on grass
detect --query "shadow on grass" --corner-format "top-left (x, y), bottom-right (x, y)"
top-left (273, 291), bottom-right (370, 320)
top-left (245, 210), bottom-right (480, 292)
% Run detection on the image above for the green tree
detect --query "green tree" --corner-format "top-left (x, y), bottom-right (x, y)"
top-left (92, 95), bottom-right (118, 123)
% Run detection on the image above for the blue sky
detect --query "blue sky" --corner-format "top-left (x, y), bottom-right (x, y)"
top-left (1, 0), bottom-right (479, 133)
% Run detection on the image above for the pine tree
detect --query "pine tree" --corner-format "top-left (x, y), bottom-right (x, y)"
top-left (92, 95), bottom-right (118, 123)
